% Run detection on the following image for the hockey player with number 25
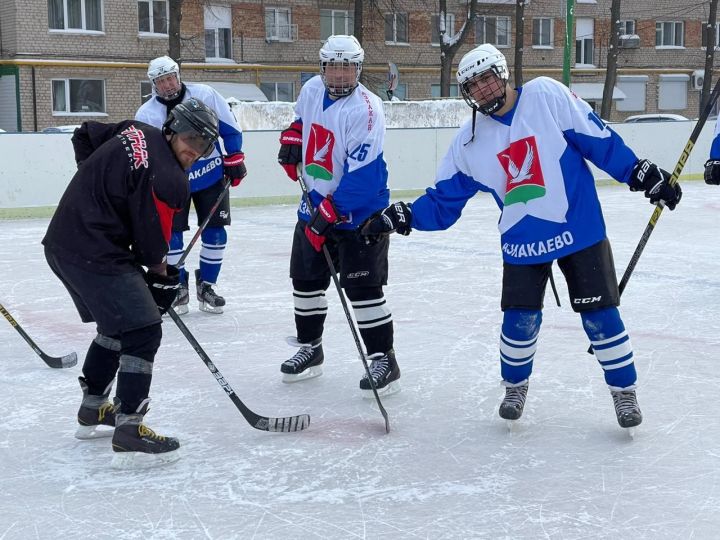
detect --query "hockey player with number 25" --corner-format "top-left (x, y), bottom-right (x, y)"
top-left (361, 44), bottom-right (682, 432)
top-left (276, 35), bottom-right (400, 397)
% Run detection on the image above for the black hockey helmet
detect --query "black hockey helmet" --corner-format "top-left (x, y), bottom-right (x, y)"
top-left (163, 98), bottom-right (219, 158)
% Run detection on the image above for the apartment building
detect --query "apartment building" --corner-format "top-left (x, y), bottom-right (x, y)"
top-left (0, 0), bottom-right (718, 131)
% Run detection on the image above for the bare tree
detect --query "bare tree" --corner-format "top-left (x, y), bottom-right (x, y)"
top-left (437, 0), bottom-right (478, 97)
top-left (701, 0), bottom-right (719, 114)
top-left (514, 0), bottom-right (526, 86)
top-left (600, 0), bottom-right (621, 120)
top-left (168, 0), bottom-right (183, 62)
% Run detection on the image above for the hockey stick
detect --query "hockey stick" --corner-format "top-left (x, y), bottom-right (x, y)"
top-left (587, 77), bottom-right (720, 355)
top-left (176, 177), bottom-right (231, 269)
top-left (1, 302), bottom-right (77, 368)
top-left (295, 171), bottom-right (391, 434)
top-left (167, 307), bottom-right (310, 432)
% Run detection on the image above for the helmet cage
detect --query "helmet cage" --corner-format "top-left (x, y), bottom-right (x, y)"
top-left (148, 56), bottom-right (182, 100)
top-left (319, 60), bottom-right (362, 97)
top-left (460, 66), bottom-right (508, 115)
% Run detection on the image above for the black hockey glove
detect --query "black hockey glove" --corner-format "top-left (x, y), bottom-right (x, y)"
top-left (278, 121), bottom-right (303, 181)
top-left (360, 202), bottom-right (413, 245)
top-left (704, 159), bottom-right (720, 185)
top-left (628, 158), bottom-right (682, 210)
top-left (144, 265), bottom-right (180, 315)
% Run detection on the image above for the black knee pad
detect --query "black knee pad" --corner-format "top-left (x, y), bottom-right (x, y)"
top-left (292, 277), bottom-right (330, 293)
top-left (121, 323), bottom-right (162, 362)
top-left (344, 286), bottom-right (383, 302)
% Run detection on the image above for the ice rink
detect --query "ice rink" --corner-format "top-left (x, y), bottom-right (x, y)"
top-left (2, 182), bottom-right (720, 539)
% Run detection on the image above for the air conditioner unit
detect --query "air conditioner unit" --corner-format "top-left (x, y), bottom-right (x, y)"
top-left (692, 70), bottom-right (705, 91)
top-left (618, 34), bottom-right (640, 49)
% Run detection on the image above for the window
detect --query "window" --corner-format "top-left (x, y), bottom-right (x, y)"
top-left (701, 22), bottom-right (719, 49)
top-left (140, 81), bottom-right (152, 104)
top-left (265, 7), bottom-right (295, 41)
top-left (52, 79), bottom-right (105, 114)
top-left (138, 0), bottom-right (167, 34)
top-left (575, 18), bottom-right (594, 66)
top-left (475, 16), bottom-right (511, 47)
top-left (385, 12), bottom-right (409, 44)
top-left (616, 75), bottom-right (647, 112)
top-left (532, 18), bottom-right (552, 47)
top-left (48, 0), bottom-right (103, 32)
top-left (658, 74), bottom-right (689, 110)
top-left (619, 20), bottom-right (635, 35)
top-left (431, 84), bottom-right (460, 98)
top-left (431, 13), bottom-right (455, 45)
top-left (656, 21), bottom-right (684, 47)
top-left (259, 82), bottom-right (294, 102)
top-left (320, 9), bottom-right (353, 40)
top-left (205, 5), bottom-right (232, 59)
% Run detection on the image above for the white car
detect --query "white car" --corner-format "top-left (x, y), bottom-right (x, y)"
top-left (41, 125), bottom-right (81, 133)
top-left (623, 113), bottom-right (689, 123)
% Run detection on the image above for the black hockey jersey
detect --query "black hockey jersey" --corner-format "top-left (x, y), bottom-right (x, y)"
top-left (43, 120), bottom-right (189, 274)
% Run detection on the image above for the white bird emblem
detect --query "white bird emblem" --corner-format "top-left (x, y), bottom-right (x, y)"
top-left (312, 128), bottom-right (332, 163)
top-left (502, 141), bottom-right (534, 184)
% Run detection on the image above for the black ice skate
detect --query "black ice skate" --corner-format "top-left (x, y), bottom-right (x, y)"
top-left (499, 381), bottom-right (529, 422)
top-left (111, 398), bottom-right (180, 469)
top-left (171, 272), bottom-right (189, 315)
top-left (359, 350), bottom-right (401, 398)
top-left (611, 388), bottom-right (643, 430)
top-left (195, 269), bottom-right (225, 314)
top-left (281, 338), bottom-right (324, 383)
top-left (75, 376), bottom-right (116, 439)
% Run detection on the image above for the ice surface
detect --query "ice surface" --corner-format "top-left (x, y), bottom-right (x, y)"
top-left (2, 182), bottom-right (720, 539)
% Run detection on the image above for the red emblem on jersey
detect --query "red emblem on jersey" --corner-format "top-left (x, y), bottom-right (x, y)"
top-left (497, 136), bottom-right (546, 206)
top-left (305, 123), bottom-right (335, 181)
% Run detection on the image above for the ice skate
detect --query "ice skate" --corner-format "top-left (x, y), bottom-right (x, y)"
top-left (75, 377), bottom-right (116, 439)
top-left (360, 350), bottom-right (400, 399)
top-left (610, 387), bottom-right (642, 432)
top-left (195, 269), bottom-right (225, 314)
top-left (170, 274), bottom-right (189, 315)
top-left (499, 381), bottom-right (528, 428)
top-left (281, 338), bottom-right (323, 383)
top-left (111, 399), bottom-right (180, 469)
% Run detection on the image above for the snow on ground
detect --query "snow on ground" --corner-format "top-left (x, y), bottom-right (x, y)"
top-left (2, 182), bottom-right (720, 539)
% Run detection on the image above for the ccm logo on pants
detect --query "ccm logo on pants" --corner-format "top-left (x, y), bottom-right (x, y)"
top-left (573, 296), bottom-right (602, 304)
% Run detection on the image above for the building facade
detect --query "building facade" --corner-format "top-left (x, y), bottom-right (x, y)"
top-left (0, 0), bottom-right (719, 131)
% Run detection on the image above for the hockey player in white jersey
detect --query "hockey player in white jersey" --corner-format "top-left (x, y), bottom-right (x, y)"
top-left (276, 35), bottom-right (400, 397)
top-left (136, 56), bottom-right (247, 314)
top-left (361, 44), bottom-right (682, 430)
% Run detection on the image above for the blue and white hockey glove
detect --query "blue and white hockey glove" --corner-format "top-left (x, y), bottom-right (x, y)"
top-left (628, 159), bottom-right (681, 210)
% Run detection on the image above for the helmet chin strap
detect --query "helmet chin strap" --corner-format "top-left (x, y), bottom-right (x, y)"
top-left (477, 87), bottom-right (507, 116)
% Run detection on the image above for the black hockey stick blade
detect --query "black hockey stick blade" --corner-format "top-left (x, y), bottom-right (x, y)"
top-left (587, 77), bottom-right (720, 355)
top-left (1, 302), bottom-right (78, 368)
top-left (167, 308), bottom-right (310, 432)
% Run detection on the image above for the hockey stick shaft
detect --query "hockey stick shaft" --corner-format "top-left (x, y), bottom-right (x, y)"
top-left (296, 172), bottom-right (390, 433)
top-left (176, 177), bottom-right (231, 269)
top-left (587, 77), bottom-right (720, 354)
top-left (1, 302), bottom-right (77, 368)
top-left (167, 308), bottom-right (310, 432)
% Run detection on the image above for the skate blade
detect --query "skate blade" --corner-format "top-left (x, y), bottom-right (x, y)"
top-left (110, 448), bottom-right (181, 470)
top-left (505, 419), bottom-right (519, 433)
top-left (282, 366), bottom-right (323, 383)
top-left (625, 427), bottom-right (637, 439)
top-left (361, 380), bottom-right (401, 399)
top-left (198, 301), bottom-right (223, 314)
top-left (163, 303), bottom-right (188, 316)
top-left (75, 424), bottom-right (114, 440)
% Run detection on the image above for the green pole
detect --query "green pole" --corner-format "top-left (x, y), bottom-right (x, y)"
top-left (563, 0), bottom-right (574, 86)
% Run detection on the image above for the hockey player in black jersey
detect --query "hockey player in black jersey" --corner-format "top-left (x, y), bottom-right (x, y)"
top-left (43, 98), bottom-right (219, 468)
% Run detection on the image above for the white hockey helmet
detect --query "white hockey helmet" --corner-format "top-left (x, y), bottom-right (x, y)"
top-left (456, 44), bottom-right (509, 115)
top-left (319, 35), bottom-right (364, 97)
top-left (148, 55), bottom-right (182, 99)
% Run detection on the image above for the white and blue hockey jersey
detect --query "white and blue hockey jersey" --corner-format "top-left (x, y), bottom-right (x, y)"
top-left (411, 77), bottom-right (639, 265)
top-left (135, 83), bottom-right (243, 193)
top-left (294, 76), bottom-right (389, 229)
